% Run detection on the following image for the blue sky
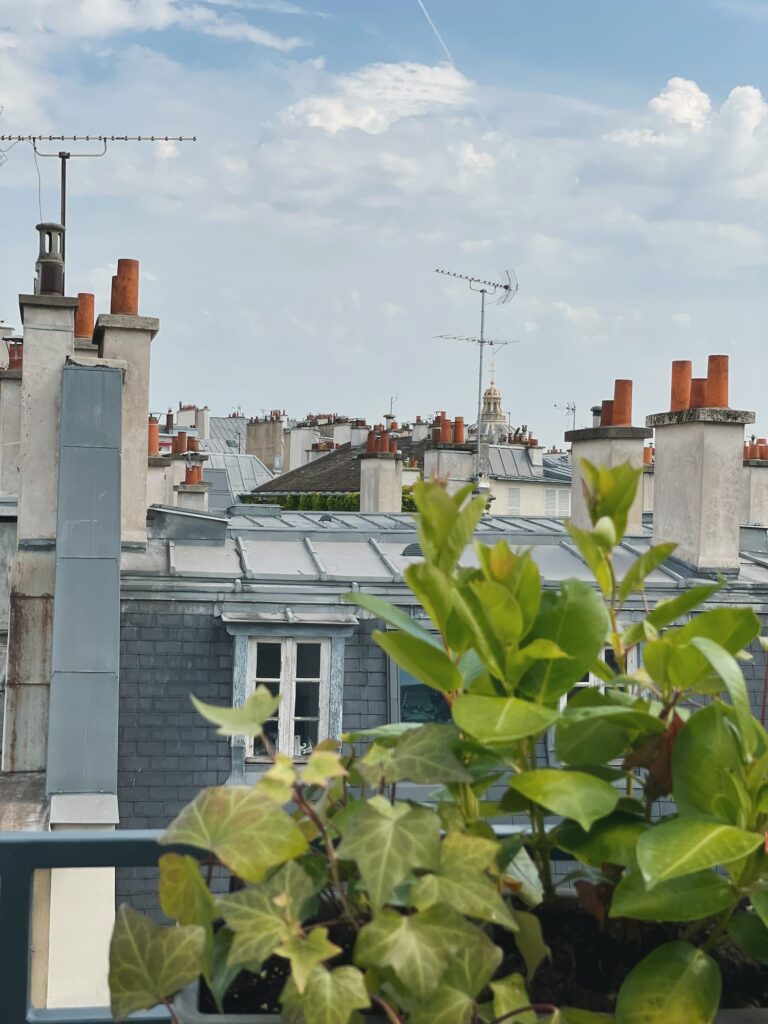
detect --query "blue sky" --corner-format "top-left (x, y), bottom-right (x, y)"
top-left (1, 0), bottom-right (768, 443)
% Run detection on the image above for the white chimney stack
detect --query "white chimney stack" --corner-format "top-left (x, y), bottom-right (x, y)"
top-left (360, 433), bottom-right (403, 513)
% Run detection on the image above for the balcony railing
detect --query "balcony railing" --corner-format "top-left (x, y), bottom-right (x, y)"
top-left (0, 829), bottom-right (196, 1024)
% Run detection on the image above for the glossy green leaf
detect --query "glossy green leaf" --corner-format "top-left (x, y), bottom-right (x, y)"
top-left (453, 694), bottom-right (559, 746)
top-left (521, 580), bottom-right (611, 704)
top-left (565, 522), bottom-right (612, 597)
top-left (469, 578), bottom-right (525, 645)
top-left (342, 722), bottom-right (420, 743)
top-left (618, 544), bottom-right (677, 603)
top-left (751, 890), bottom-right (768, 929)
top-left (191, 686), bottom-right (279, 738)
top-left (337, 796), bottom-right (440, 907)
top-left (490, 973), bottom-right (536, 1022)
top-left (282, 965), bottom-right (370, 1024)
top-left (276, 927), bottom-right (342, 994)
top-left (578, 459), bottom-right (641, 540)
top-left (507, 768), bottom-right (619, 831)
top-left (404, 561), bottom-right (456, 637)
top-left (354, 907), bottom-right (452, 999)
top-left (689, 637), bottom-right (757, 756)
top-left (392, 723), bottom-right (471, 783)
top-left (502, 845), bottom-right (543, 908)
top-left (414, 480), bottom-right (486, 573)
top-left (514, 910), bottom-right (549, 980)
top-left (615, 941), bottom-right (720, 1024)
top-left (610, 870), bottom-right (737, 922)
top-left (557, 813), bottom-right (648, 868)
top-left (374, 629), bottom-right (462, 693)
top-left (160, 786), bottom-right (307, 884)
top-left (637, 818), bottom-right (762, 887)
top-left (672, 703), bottom-right (746, 822)
top-left (622, 584), bottom-right (722, 646)
top-left (728, 911), bottom-right (768, 963)
top-left (477, 543), bottom-right (542, 634)
top-left (109, 905), bottom-right (204, 1021)
top-left (342, 591), bottom-right (439, 646)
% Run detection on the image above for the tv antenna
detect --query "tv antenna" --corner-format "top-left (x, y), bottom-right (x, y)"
top-left (0, 134), bottom-right (196, 270)
top-left (434, 266), bottom-right (518, 479)
top-left (555, 401), bottom-right (576, 432)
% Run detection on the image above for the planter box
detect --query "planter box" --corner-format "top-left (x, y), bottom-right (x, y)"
top-left (175, 985), bottom-right (767, 1023)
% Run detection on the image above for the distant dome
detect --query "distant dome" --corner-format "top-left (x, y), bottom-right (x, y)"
top-left (480, 379), bottom-right (506, 439)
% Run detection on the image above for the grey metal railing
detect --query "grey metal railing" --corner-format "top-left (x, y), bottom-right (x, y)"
top-left (0, 829), bottom-right (197, 1024)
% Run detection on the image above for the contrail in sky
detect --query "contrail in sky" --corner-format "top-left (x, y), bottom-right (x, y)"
top-left (415, 0), bottom-right (456, 65)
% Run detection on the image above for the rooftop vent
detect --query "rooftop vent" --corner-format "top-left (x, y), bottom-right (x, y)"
top-left (34, 223), bottom-right (65, 296)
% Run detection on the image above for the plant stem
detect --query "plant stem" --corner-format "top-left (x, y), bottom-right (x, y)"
top-left (702, 904), bottom-right (737, 951)
top-left (370, 994), bottom-right (404, 1023)
top-left (491, 1003), bottom-right (558, 1023)
top-left (529, 802), bottom-right (554, 898)
top-left (163, 999), bottom-right (181, 1024)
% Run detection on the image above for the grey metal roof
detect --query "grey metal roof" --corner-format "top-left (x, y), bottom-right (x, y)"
top-left (201, 416), bottom-right (248, 454)
top-left (204, 452), bottom-right (272, 502)
top-left (487, 446), bottom-right (572, 483)
top-left (205, 467), bottom-right (234, 515)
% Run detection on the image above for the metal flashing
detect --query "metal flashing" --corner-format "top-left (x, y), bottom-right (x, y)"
top-left (50, 792), bottom-right (119, 825)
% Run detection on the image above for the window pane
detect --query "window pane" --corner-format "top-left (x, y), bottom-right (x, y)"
top-left (295, 681), bottom-right (320, 719)
top-left (256, 642), bottom-right (281, 679)
top-left (292, 721), bottom-right (318, 758)
top-left (400, 670), bottom-right (451, 723)
top-left (296, 643), bottom-right (321, 679)
top-left (252, 719), bottom-right (278, 759)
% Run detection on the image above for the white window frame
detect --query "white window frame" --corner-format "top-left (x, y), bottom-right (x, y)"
top-left (507, 486), bottom-right (521, 515)
top-left (246, 637), bottom-right (331, 762)
top-left (545, 488), bottom-right (570, 518)
top-left (557, 646), bottom-right (640, 711)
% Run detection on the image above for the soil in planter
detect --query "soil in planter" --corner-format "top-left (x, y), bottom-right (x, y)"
top-left (494, 898), bottom-right (768, 1012)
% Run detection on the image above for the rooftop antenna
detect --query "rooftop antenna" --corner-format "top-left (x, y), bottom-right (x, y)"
top-left (555, 401), bottom-right (576, 432)
top-left (434, 265), bottom-right (518, 480)
top-left (0, 134), bottom-right (196, 272)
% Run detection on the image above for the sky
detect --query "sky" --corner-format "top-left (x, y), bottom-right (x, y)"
top-left (1, 0), bottom-right (768, 446)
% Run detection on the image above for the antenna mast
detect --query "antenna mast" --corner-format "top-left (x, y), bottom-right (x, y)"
top-left (0, 134), bottom-right (196, 272)
top-left (434, 267), bottom-right (518, 480)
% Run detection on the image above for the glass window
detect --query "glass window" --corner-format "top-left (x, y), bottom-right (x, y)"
top-left (399, 669), bottom-right (452, 724)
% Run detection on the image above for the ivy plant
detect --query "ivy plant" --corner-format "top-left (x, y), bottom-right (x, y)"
top-left (109, 467), bottom-right (768, 1023)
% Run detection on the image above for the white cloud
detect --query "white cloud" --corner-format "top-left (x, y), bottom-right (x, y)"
top-left (460, 239), bottom-right (493, 252)
top-left (287, 62), bottom-right (471, 134)
top-left (650, 77), bottom-right (712, 130)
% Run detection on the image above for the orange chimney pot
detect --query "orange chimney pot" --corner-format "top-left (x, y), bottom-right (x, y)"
top-left (612, 379), bottom-right (633, 427)
top-left (110, 258), bottom-right (139, 315)
top-left (74, 292), bottom-right (95, 339)
top-left (670, 360), bottom-right (692, 412)
top-left (706, 354), bottom-right (729, 409)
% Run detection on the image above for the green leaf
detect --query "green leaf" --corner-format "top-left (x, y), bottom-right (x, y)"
top-left (337, 796), bottom-right (440, 907)
top-left (282, 965), bottom-right (370, 1024)
top-left (502, 845), bottom-right (543, 908)
top-left (374, 629), bottom-right (462, 693)
top-left (453, 694), bottom-right (559, 746)
top-left (276, 927), bottom-right (342, 994)
top-left (507, 768), bottom-right (619, 831)
top-left (521, 580), bottom-right (610, 704)
top-left (514, 910), bottom-right (549, 980)
top-left (258, 753), bottom-right (297, 804)
top-left (343, 722), bottom-right (420, 743)
top-left (468, 578), bottom-right (525, 646)
top-left (158, 853), bottom-right (216, 929)
top-left (191, 686), bottom-right (279, 737)
top-left (672, 703), bottom-right (746, 822)
top-left (728, 911), bottom-right (768, 963)
top-left (491, 973), bottom-right (536, 1023)
top-left (555, 699), bottom-right (663, 765)
top-left (689, 637), bottom-right (758, 757)
top-left (392, 723), bottom-right (471, 783)
top-left (343, 591), bottom-right (439, 646)
top-left (109, 905), bottom-right (204, 1021)
top-left (207, 929), bottom-right (241, 1013)
top-left (477, 544), bottom-right (542, 634)
top-left (622, 583), bottom-right (722, 646)
top-left (615, 941), bottom-right (721, 1024)
top-left (636, 818), bottom-right (762, 888)
top-left (578, 459), bottom-right (641, 539)
top-left (618, 544), bottom-right (677, 603)
top-left (408, 986), bottom-right (474, 1024)
top-left (558, 1012), bottom-right (613, 1024)
top-left (556, 813), bottom-right (648, 868)
top-left (218, 861), bottom-right (318, 968)
top-left (446, 922), bottom-right (503, 997)
top-left (300, 748), bottom-right (347, 786)
top-left (751, 890), bottom-right (768, 929)
top-left (354, 907), bottom-right (451, 1000)
top-left (565, 522), bottom-right (613, 597)
top-left (160, 786), bottom-right (307, 884)
top-left (414, 480), bottom-right (486, 573)
top-left (610, 870), bottom-right (737, 922)
top-left (412, 832), bottom-right (517, 930)
top-left (404, 562), bottom-right (456, 637)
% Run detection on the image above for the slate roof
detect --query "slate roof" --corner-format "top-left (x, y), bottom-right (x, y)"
top-left (254, 438), bottom-right (429, 495)
top-left (201, 416), bottom-right (248, 454)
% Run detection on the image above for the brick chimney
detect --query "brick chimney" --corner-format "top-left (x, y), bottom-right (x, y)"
top-left (360, 434), bottom-right (403, 513)
top-left (648, 355), bottom-right (754, 573)
top-left (565, 378), bottom-right (651, 534)
top-left (94, 259), bottom-right (159, 545)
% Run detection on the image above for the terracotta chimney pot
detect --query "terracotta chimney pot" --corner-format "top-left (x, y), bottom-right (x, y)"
top-left (366, 430), bottom-right (375, 453)
top-left (174, 430), bottom-right (187, 454)
top-left (188, 437), bottom-right (200, 452)
top-left (111, 258), bottom-right (140, 315)
top-left (600, 399), bottom-right (614, 427)
top-left (148, 416), bottom-right (160, 457)
top-left (165, 409), bottom-right (174, 433)
top-left (643, 446), bottom-right (653, 466)
top-left (670, 360), bottom-right (692, 412)
top-left (74, 292), bottom-right (95, 339)
top-left (454, 416), bottom-right (466, 444)
top-left (759, 444), bottom-right (768, 461)
top-left (612, 379), bottom-right (633, 427)
top-left (389, 437), bottom-right (398, 454)
top-left (749, 442), bottom-right (759, 460)
top-left (690, 378), bottom-right (708, 409)
top-left (706, 355), bottom-right (729, 409)
top-left (441, 416), bottom-right (452, 443)
top-left (184, 465), bottom-right (196, 485)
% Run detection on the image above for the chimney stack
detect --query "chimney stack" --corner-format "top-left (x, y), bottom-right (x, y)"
top-left (649, 355), bottom-right (754, 574)
top-left (360, 443), bottom-right (403, 513)
top-left (34, 223), bottom-right (65, 296)
top-left (566, 377), bottom-right (651, 533)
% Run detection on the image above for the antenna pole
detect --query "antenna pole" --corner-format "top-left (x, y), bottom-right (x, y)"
top-left (60, 152), bottom-right (69, 266)
top-left (476, 289), bottom-right (487, 480)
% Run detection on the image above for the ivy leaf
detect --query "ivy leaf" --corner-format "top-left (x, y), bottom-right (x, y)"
top-left (191, 686), bottom-right (280, 737)
top-left (614, 942), bottom-right (721, 1024)
top-left (355, 907), bottom-right (448, 999)
top-left (217, 861), bottom-right (318, 968)
top-left (109, 905), bottom-right (204, 1021)
top-left (610, 870), bottom-right (737, 922)
top-left (501, 845), bottom-right (543, 908)
top-left (300, 748), bottom-right (347, 786)
top-left (337, 796), bottom-right (440, 907)
top-left (408, 986), bottom-right (474, 1024)
top-left (158, 853), bottom-right (216, 983)
top-left (507, 769), bottom-right (619, 831)
top-left (515, 910), bottom-right (549, 980)
top-left (637, 818), bottom-right (762, 888)
top-left (207, 928), bottom-right (241, 1013)
top-left (412, 832), bottom-right (517, 930)
top-left (160, 786), bottom-right (307, 883)
top-left (373, 724), bottom-right (471, 784)
top-left (276, 927), bottom-right (342, 994)
top-left (453, 694), bottom-right (559, 746)
top-left (490, 973), bottom-right (536, 1022)
top-left (258, 753), bottom-right (298, 804)
top-left (281, 965), bottom-right (370, 1024)
top-left (728, 911), bottom-right (768, 963)
top-left (374, 629), bottom-right (462, 693)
